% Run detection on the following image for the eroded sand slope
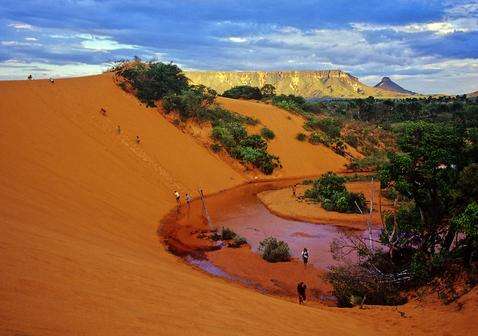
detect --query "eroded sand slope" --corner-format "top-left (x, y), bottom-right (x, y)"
top-left (0, 74), bottom-right (475, 335)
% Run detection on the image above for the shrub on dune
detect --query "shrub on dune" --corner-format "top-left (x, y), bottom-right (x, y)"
top-left (260, 127), bottom-right (275, 140)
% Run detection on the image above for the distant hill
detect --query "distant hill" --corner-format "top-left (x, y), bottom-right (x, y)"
top-left (467, 90), bottom-right (478, 98)
top-left (374, 77), bottom-right (416, 95)
top-left (185, 70), bottom-right (408, 98)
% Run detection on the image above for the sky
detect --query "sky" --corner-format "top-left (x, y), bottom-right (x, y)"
top-left (0, 0), bottom-right (477, 94)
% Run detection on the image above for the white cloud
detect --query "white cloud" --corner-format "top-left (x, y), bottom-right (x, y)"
top-left (25, 37), bottom-right (38, 41)
top-left (0, 59), bottom-right (109, 80)
top-left (227, 37), bottom-right (248, 43)
top-left (352, 18), bottom-right (478, 36)
top-left (8, 22), bottom-right (34, 30)
top-left (76, 34), bottom-right (138, 51)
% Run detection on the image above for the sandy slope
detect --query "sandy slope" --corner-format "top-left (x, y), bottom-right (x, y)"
top-left (0, 74), bottom-right (475, 335)
top-left (217, 97), bottom-right (349, 177)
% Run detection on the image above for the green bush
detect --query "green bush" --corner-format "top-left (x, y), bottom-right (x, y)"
top-left (317, 118), bottom-right (342, 138)
top-left (271, 94), bottom-right (307, 114)
top-left (223, 85), bottom-right (262, 100)
top-left (221, 227), bottom-right (237, 240)
top-left (229, 235), bottom-right (248, 248)
top-left (308, 132), bottom-right (324, 145)
top-left (240, 135), bottom-right (267, 150)
top-left (296, 133), bottom-right (307, 141)
top-left (304, 172), bottom-right (366, 213)
top-left (115, 60), bottom-right (189, 106)
top-left (211, 143), bottom-right (222, 153)
top-left (258, 237), bottom-right (291, 262)
top-left (260, 127), bottom-right (275, 140)
top-left (260, 84), bottom-right (276, 98)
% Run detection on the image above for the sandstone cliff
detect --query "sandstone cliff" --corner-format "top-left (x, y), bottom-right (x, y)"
top-left (186, 70), bottom-right (407, 98)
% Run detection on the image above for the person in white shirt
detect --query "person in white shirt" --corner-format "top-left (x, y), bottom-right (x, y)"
top-left (301, 248), bottom-right (309, 266)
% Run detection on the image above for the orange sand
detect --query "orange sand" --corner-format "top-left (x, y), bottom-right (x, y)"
top-left (217, 97), bottom-right (350, 177)
top-left (0, 74), bottom-right (476, 335)
top-left (258, 181), bottom-right (393, 230)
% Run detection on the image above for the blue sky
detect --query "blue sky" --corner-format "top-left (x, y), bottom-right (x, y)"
top-left (0, 0), bottom-right (477, 94)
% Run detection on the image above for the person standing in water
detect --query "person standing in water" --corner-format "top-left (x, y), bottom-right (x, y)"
top-left (297, 282), bottom-right (307, 304)
top-left (301, 248), bottom-right (309, 266)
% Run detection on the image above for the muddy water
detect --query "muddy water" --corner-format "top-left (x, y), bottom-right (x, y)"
top-left (161, 179), bottom-right (377, 271)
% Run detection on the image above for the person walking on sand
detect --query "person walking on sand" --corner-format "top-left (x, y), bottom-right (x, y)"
top-left (185, 193), bottom-right (192, 207)
top-left (301, 248), bottom-right (309, 266)
top-left (174, 190), bottom-right (181, 205)
top-left (297, 282), bottom-right (307, 304)
top-left (136, 135), bottom-right (141, 144)
top-left (100, 108), bottom-right (106, 116)
top-left (117, 125), bottom-right (121, 134)
top-left (291, 184), bottom-right (297, 197)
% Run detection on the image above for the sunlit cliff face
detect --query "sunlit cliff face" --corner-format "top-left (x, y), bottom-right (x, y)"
top-left (185, 70), bottom-right (407, 98)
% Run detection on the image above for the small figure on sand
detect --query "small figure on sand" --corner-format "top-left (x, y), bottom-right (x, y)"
top-left (27, 74), bottom-right (32, 80)
top-left (49, 78), bottom-right (54, 83)
top-left (297, 282), bottom-right (307, 304)
top-left (301, 248), bottom-right (309, 266)
top-left (136, 135), bottom-right (141, 144)
top-left (291, 184), bottom-right (297, 197)
top-left (100, 107), bottom-right (107, 116)
top-left (174, 190), bottom-right (181, 205)
top-left (185, 193), bottom-right (192, 207)
top-left (117, 125), bottom-right (121, 134)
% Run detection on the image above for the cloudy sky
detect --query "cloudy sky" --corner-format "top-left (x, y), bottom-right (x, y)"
top-left (1, 0), bottom-right (477, 94)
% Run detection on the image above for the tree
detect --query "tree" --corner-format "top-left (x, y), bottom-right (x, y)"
top-left (260, 84), bottom-right (276, 98)
top-left (379, 121), bottom-right (475, 268)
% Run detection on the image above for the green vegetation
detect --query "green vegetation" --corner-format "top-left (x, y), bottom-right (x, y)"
top-left (211, 227), bottom-right (247, 247)
top-left (220, 227), bottom-right (237, 240)
top-left (229, 235), bottom-right (248, 248)
top-left (114, 59), bottom-right (188, 107)
top-left (114, 60), bottom-right (280, 175)
top-left (271, 94), bottom-right (307, 114)
top-left (258, 237), bottom-right (291, 263)
top-left (346, 151), bottom-right (388, 171)
top-left (222, 85), bottom-right (262, 100)
top-left (260, 127), bottom-right (275, 140)
top-left (260, 84), bottom-right (276, 98)
top-left (328, 119), bottom-right (478, 306)
top-left (304, 172), bottom-right (366, 213)
top-left (212, 123), bottom-right (279, 174)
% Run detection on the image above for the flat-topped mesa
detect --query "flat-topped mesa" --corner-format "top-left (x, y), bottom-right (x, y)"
top-left (185, 70), bottom-right (404, 98)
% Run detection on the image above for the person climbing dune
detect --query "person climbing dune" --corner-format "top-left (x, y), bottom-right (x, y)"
top-left (27, 74), bottom-right (32, 80)
top-left (117, 125), bottom-right (121, 134)
top-left (100, 108), bottom-right (106, 116)
top-left (297, 282), bottom-right (307, 304)
top-left (136, 135), bottom-right (141, 144)
top-left (174, 190), bottom-right (181, 205)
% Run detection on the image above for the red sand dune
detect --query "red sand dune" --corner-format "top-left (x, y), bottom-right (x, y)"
top-left (0, 74), bottom-right (476, 335)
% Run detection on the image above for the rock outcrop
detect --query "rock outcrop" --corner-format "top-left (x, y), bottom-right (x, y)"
top-left (374, 76), bottom-right (416, 95)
